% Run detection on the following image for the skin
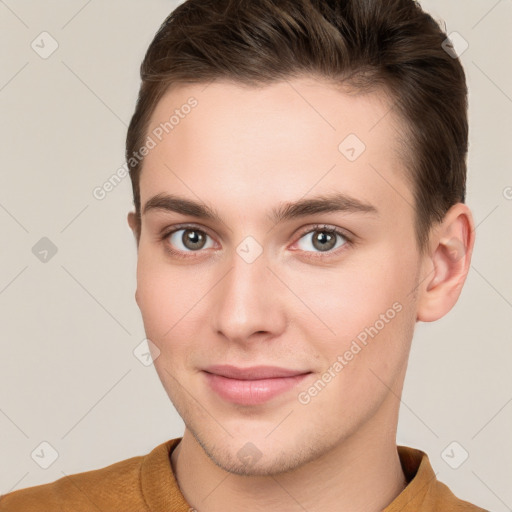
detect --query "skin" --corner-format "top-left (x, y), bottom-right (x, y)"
top-left (127, 77), bottom-right (475, 512)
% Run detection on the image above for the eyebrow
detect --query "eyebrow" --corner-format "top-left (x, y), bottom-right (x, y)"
top-left (142, 192), bottom-right (378, 224)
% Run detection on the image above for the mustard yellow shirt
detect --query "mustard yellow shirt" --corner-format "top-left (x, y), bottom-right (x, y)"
top-left (0, 438), bottom-right (489, 511)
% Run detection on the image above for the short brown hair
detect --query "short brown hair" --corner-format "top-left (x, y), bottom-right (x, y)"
top-left (126, 0), bottom-right (468, 253)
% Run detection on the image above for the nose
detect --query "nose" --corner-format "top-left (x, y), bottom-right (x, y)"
top-left (210, 249), bottom-right (287, 345)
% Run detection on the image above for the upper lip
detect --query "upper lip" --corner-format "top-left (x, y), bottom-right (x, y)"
top-left (203, 365), bottom-right (311, 380)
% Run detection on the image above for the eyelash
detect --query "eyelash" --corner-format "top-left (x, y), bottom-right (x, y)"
top-left (159, 223), bottom-right (353, 260)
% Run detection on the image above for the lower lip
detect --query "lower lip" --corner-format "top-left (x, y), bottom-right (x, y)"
top-left (203, 372), bottom-right (311, 405)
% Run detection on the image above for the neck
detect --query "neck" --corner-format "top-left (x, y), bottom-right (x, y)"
top-left (171, 402), bottom-right (407, 512)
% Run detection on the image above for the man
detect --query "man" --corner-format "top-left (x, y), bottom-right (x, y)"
top-left (0, 0), bottom-right (490, 510)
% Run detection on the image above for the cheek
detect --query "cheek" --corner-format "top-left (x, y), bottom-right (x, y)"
top-left (299, 252), bottom-right (414, 334)
top-left (136, 263), bottom-right (191, 382)
top-left (135, 250), bottom-right (180, 336)
top-left (293, 246), bottom-right (419, 387)
top-left (135, 249), bottom-right (210, 358)
top-left (295, 268), bottom-right (415, 418)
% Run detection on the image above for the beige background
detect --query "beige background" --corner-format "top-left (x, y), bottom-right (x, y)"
top-left (0, 0), bottom-right (511, 509)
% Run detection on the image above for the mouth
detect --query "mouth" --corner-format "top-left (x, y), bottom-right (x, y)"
top-left (202, 365), bottom-right (312, 405)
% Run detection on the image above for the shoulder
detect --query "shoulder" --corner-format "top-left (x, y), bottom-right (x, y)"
top-left (395, 446), bottom-right (490, 512)
top-left (430, 479), bottom-right (490, 512)
top-left (0, 452), bottom-right (148, 512)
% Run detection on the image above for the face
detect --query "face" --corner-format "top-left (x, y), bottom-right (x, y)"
top-left (132, 78), bottom-right (424, 476)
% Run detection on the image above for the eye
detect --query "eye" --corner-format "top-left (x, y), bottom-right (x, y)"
top-left (294, 224), bottom-right (350, 255)
top-left (163, 226), bottom-right (215, 256)
top-left (160, 223), bottom-right (352, 260)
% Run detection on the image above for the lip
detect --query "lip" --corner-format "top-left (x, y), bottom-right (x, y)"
top-left (203, 364), bottom-right (310, 380)
top-left (203, 365), bottom-right (312, 405)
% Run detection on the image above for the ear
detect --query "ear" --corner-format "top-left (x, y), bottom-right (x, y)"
top-left (127, 211), bottom-right (140, 246)
top-left (127, 212), bottom-right (140, 307)
top-left (416, 203), bottom-right (475, 322)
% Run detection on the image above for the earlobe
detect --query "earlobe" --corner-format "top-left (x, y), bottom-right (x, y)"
top-left (416, 203), bottom-right (475, 322)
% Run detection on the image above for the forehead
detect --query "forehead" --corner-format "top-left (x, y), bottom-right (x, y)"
top-left (140, 78), bottom-right (412, 224)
